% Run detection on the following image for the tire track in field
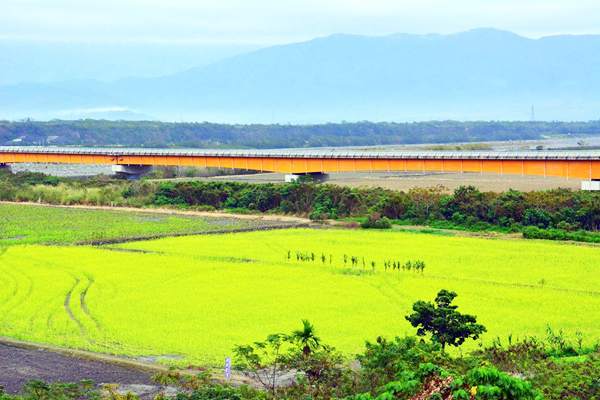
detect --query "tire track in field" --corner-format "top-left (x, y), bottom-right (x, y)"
top-left (424, 273), bottom-right (600, 297)
top-left (46, 272), bottom-right (75, 331)
top-left (80, 277), bottom-right (102, 332)
top-left (368, 274), bottom-right (407, 310)
top-left (0, 261), bottom-right (34, 314)
top-left (0, 264), bottom-right (18, 308)
top-left (64, 279), bottom-right (86, 335)
top-left (369, 270), bottom-right (600, 297)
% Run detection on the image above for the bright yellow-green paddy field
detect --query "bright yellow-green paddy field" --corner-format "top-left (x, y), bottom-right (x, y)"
top-left (1, 228), bottom-right (600, 366)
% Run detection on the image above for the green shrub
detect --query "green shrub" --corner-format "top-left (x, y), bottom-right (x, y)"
top-left (361, 213), bottom-right (392, 229)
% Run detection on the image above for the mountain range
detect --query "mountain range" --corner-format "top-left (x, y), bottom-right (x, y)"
top-left (1, 28), bottom-right (599, 123)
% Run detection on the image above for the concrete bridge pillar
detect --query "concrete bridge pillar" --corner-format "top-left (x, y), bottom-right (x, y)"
top-left (285, 173), bottom-right (329, 184)
top-left (582, 180), bottom-right (600, 191)
top-left (112, 165), bottom-right (154, 180)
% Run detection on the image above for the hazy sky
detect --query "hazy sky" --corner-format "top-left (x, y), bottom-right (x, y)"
top-left (1, 0), bottom-right (599, 45)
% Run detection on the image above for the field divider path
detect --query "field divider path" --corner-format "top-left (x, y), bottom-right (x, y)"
top-left (0, 201), bottom-right (310, 223)
top-left (80, 222), bottom-right (311, 246)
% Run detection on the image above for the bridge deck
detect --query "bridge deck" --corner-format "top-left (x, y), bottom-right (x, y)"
top-left (1, 146), bottom-right (600, 180)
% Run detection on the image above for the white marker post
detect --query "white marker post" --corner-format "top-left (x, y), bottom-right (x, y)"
top-left (225, 356), bottom-right (231, 379)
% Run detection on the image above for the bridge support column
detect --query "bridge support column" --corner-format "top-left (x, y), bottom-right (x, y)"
top-left (112, 165), bottom-right (154, 180)
top-left (582, 180), bottom-right (600, 191)
top-left (285, 173), bottom-right (329, 184)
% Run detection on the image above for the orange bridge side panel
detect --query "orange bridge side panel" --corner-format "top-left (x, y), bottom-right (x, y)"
top-left (122, 155), bottom-right (143, 165)
top-left (354, 159), bottom-right (371, 172)
top-left (405, 159), bottom-right (425, 172)
top-left (523, 160), bottom-right (545, 177)
top-left (337, 159), bottom-right (355, 172)
top-left (501, 160), bottom-right (523, 176)
top-left (482, 160), bottom-right (503, 174)
top-left (442, 160), bottom-right (462, 173)
top-left (10, 153), bottom-right (27, 163)
top-left (218, 157), bottom-right (235, 169)
top-left (260, 158), bottom-right (277, 172)
top-left (321, 159), bottom-right (339, 172)
top-left (306, 159), bottom-right (324, 173)
top-left (371, 159), bottom-right (388, 171)
top-left (545, 161), bottom-right (568, 179)
top-left (388, 159), bottom-right (407, 171)
top-left (232, 157), bottom-right (247, 169)
top-left (567, 161), bottom-right (593, 180)
top-left (290, 158), bottom-right (307, 174)
top-left (243, 158), bottom-right (261, 171)
top-left (179, 157), bottom-right (194, 167)
top-left (424, 159), bottom-right (444, 172)
top-left (462, 160), bottom-right (482, 173)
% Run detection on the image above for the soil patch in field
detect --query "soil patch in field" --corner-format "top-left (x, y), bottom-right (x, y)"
top-left (194, 171), bottom-right (581, 193)
top-left (0, 343), bottom-right (155, 396)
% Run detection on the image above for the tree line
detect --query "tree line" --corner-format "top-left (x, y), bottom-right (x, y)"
top-left (3, 169), bottom-right (600, 242)
top-left (154, 181), bottom-right (600, 234)
top-left (1, 119), bottom-right (600, 148)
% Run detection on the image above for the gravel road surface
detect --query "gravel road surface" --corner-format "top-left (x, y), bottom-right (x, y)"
top-left (0, 343), bottom-right (154, 395)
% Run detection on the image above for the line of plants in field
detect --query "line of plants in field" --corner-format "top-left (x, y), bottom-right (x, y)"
top-left (4, 169), bottom-right (600, 243)
top-left (285, 250), bottom-right (425, 274)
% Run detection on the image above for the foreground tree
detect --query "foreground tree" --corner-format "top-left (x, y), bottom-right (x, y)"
top-left (405, 289), bottom-right (486, 351)
top-left (291, 319), bottom-right (321, 356)
top-left (234, 320), bottom-right (351, 398)
top-left (233, 333), bottom-right (290, 395)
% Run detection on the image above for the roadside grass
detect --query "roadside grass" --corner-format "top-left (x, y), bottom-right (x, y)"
top-left (1, 228), bottom-right (600, 366)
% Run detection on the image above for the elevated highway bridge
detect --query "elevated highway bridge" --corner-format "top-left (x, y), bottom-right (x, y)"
top-left (1, 146), bottom-right (600, 189)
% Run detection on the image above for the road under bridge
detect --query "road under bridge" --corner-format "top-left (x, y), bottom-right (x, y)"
top-left (1, 146), bottom-right (599, 189)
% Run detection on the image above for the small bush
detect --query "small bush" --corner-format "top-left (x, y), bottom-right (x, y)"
top-left (361, 213), bottom-right (392, 229)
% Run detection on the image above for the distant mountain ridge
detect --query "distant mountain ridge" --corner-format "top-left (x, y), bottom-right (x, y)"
top-left (1, 28), bottom-right (599, 123)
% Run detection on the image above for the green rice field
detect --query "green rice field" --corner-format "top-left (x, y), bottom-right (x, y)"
top-left (1, 221), bottom-right (600, 366)
top-left (0, 203), bottom-right (268, 245)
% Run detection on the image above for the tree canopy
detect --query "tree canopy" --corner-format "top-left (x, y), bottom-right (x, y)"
top-left (405, 289), bottom-right (487, 350)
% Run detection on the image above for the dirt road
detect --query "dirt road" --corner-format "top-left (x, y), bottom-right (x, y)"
top-left (169, 171), bottom-right (582, 193)
top-left (0, 201), bottom-right (310, 223)
top-left (0, 342), bottom-right (155, 395)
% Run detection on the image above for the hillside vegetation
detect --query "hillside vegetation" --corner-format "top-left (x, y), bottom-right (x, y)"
top-left (2, 119), bottom-right (600, 148)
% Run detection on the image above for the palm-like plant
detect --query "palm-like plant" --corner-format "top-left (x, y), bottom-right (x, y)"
top-left (291, 319), bottom-right (321, 356)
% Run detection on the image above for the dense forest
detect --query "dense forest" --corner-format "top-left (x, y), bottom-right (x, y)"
top-left (1, 119), bottom-right (600, 148)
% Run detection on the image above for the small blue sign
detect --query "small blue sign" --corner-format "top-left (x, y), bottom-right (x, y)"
top-left (225, 356), bottom-right (231, 378)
